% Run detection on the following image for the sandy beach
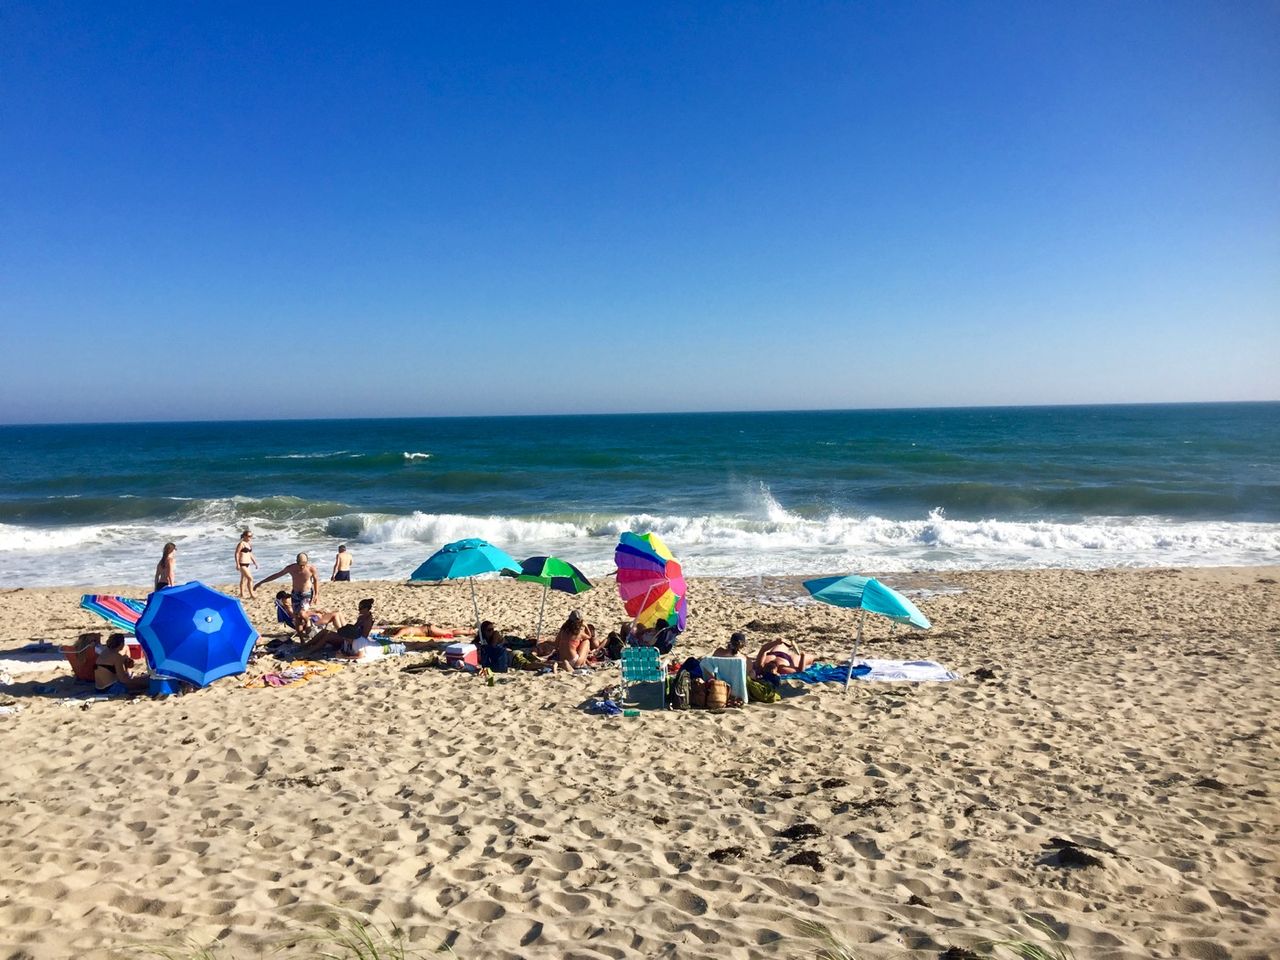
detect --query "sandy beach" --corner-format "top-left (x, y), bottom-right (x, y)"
top-left (0, 567), bottom-right (1277, 959)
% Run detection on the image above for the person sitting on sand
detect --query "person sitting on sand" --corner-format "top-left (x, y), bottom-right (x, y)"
top-left (635, 617), bottom-right (677, 654)
top-left (94, 634), bottom-right (149, 695)
top-left (753, 637), bottom-right (815, 680)
top-left (336, 598), bottom-right (376, 653)
top-left (256, 553), bottom-right (320, 615)
top-left (478, 620), bottom-right (511, 672)
top-left (552, 610), bottom-right (596, 669)
top-left (712, 631), bottom-right (749, 659)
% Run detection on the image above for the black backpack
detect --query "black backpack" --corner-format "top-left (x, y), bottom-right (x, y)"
top-left (668, 669), bottom-right (691, 710)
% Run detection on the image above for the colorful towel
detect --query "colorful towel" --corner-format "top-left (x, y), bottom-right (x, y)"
top-left (242, 660), bottom-right (343, 688)
top-left (786, 659), bottom-right (959, 684)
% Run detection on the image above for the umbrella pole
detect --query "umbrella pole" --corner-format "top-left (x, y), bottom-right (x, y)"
top-left (534, 584), bottom-right (548, 643)
top-left (469, 577), bottom-right (481, 636)
top-left (844, 609), bottom-right (865, 693)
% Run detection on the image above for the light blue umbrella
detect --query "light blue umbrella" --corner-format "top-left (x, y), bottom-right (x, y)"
top-left (410, 538), bottom-right (521, 630)
top-left (803, 575), bottom-right (931, 691)
top-left (135, 582), bottom-right (259, 687)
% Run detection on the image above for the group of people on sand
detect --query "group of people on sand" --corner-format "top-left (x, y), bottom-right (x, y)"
top-left (152, 537), bottom-right (818, 682)
top-left (152, 533), bottom-right (356, 602)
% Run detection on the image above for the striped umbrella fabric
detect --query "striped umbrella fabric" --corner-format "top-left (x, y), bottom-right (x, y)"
top-left (615, 532), bottom-right (688, 631)
top-left (80, 595), bottom-right (146, 635)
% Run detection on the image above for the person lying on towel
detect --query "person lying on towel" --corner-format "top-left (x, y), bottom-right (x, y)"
top-left (752, 636), bottom-right (815, 681)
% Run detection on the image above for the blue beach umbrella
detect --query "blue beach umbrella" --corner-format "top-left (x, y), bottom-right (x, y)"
top-left (135, 582), bottom-right (259, 687)
top-left (803, 575), bottom-right (931, 691)
top-left (410, 538), bottom-right (521, 630)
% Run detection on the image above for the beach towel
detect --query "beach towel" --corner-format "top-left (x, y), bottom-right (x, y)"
top-left (242, 660), bottom-right (343, 689)
top-left (787, 659), bottom-right (959, 684)
top-left (0, 647), bottom-right (68, 676)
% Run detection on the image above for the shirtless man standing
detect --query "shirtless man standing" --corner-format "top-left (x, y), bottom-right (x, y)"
top-left (256, 553), bottom-right (320, 614)
top-left (331, 544), bottom-right (353, 581)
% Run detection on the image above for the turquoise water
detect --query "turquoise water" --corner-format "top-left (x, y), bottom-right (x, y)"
top-left (1, 403), bottom-right (1277, 586)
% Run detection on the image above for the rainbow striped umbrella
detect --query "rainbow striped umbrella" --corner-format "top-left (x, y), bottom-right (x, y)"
top-left (615, 532), bottom-right (687, 631)
top-left (80, 595), bottom-right (146, 635)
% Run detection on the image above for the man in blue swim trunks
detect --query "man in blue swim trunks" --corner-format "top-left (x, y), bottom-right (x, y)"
top-left (256, 553), bottom-right (321, 614)
top-left (331, 544), bottom-right (353, 582)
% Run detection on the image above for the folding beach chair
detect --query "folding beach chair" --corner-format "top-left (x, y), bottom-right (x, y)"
top-left (274, 598), bottom-right (297, 632)
top-left (620, 646), bottom-right (666, 709)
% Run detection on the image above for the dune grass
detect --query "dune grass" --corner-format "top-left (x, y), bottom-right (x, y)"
top-left (796, 913), bottom-right (1078, 959)
top-left (134, 908), bottom-right (456, 960)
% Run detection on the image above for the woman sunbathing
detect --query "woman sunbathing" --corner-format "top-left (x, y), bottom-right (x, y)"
top-left (753, 637), bottom-right (814, 679)
top-left (386, 622), bottom-right (461, 639)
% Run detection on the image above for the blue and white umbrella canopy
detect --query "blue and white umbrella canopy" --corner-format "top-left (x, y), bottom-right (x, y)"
top-left (410, 538), bottom-right (521, 630)
top-left (803, 574), bottom-right (931, 690)
top-left (135, 582), bottom-right (258, 687)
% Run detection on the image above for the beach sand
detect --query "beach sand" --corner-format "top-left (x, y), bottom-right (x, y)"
top-left (0, 567), bottom-right (1277, 959)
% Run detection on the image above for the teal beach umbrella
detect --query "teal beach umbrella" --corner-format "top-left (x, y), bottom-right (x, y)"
top-left (803, 575), bottom-right (931, 691)
top-left (410, 538), bottom-right (521, 630)
top-left (503, 555), bottom-right (593, 641)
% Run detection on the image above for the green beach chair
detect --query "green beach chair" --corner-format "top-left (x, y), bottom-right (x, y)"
top-left (620, 645), bottom-right (666, 709)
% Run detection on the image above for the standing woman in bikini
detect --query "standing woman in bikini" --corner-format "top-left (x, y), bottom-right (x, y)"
top-left (235, 529), bottom-right (258, 599)
top-left (154, 542), bottom-right (177, 592)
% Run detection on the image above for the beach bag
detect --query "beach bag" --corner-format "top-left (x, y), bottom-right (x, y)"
top-left (690, 677), bottom-right (707, 708)
top-left (747, 677), bottom-right (780, 703)
top-left (705, 678), bottom-right (730, 710)
top-left (668, 669), bottom-right (691, 710)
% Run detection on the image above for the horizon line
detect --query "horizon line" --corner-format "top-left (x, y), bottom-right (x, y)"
top-left (0, 397), bottom-right (1276, 429)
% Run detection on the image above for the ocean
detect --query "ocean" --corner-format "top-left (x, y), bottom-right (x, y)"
top-left (0, 403), bottom-right (1277, 587)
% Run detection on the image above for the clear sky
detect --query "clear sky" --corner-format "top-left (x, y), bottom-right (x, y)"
top-left (1, 2), bottom-right (1277, 423)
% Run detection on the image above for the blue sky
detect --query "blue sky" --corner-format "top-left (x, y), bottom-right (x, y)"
top-left (1, 1), bottom-right (1277, 423)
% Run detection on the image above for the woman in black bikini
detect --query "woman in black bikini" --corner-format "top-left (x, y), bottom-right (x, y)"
top-left (154, 543), bottom-right (176, 592)
top-left (94, 634), bottom-right (149, 694)
top-left (235, 530), bottom-right (258, 599)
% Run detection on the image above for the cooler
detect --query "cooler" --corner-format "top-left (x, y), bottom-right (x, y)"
top-left (149, 675), bottom-right (182, 697)
top-left (444, 642), bottom-right (479, 669)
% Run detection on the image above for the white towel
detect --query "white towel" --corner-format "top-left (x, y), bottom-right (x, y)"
top-left (856, 659), bottom-right (959, 682)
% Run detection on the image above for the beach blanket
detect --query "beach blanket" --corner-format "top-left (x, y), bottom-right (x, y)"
top-left (787, 659), bottom-right (960, 684)
top-left (242, 660), bottom-right (343, 689)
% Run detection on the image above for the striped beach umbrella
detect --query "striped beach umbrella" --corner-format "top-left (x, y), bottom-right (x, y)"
top-left (615, 532), bottom-right (687, 631)
top-left (80, 595), bottom-right (146, 635)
